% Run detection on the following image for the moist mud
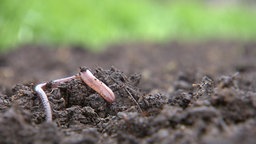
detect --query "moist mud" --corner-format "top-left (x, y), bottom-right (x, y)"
top-left (0, 41), bottom-right (256, 143)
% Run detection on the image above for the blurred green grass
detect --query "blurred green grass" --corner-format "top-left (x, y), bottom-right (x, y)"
top-left (0, 0), bottom-right (256, 51)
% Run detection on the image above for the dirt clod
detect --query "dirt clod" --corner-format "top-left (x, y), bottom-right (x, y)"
top-left (0, 41), bottom-right (256, 143)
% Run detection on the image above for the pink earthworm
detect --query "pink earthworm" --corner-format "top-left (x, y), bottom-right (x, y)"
top-left (35, 68), bottom-right (115, 122)
top-left (79, 68), bottom-right (115, 103)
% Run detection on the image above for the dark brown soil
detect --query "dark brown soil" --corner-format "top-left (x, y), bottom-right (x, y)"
top-left (0, 41), bottom-right (256, 144)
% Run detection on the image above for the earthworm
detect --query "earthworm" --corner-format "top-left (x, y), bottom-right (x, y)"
top-left (35, 83), bottom-right (52, 122)
top-left (79, 68), bottom-right (115, 103)
top-left (35, 69), bottom-right (115, 122)
top-left (34, 75), bottom-right (79, 122)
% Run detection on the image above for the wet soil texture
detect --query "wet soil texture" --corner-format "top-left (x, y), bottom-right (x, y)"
top-left (0, 41), bottom-right (256, 144)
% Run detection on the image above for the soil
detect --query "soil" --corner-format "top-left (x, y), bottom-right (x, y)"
top-left (0, 40), bottom-right (256, 144)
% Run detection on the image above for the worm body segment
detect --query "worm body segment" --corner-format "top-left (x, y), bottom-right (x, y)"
top-left (35, 83), bottom-right (52, 122)
top-left (80, 69), bottom-right (115, 103)
top-left (35, 75), bottom-right (79, 122)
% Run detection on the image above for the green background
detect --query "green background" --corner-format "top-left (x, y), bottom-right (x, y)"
top-left (1, 0), bottom-right (256, 51)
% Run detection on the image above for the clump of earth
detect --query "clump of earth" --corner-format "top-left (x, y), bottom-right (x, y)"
top-left (0, 41), bottom-right (256, 144)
